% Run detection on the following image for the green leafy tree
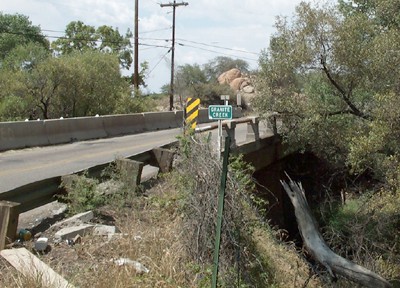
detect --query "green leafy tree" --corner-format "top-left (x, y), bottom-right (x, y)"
top-left (173, 63), bottom-right (233, 105)
top-left (52, 21), bottom-right (133, 69)
top-left (0, 13), bottom-right (49, 62)
top-left (123, 61), bottom-right (149, 88)
top-left (97, 25), bottom-right (133, 69)
top-left (24, 56), bottom-right (68, 119)
top-left (47, 51), bottom-right (129, 118)
top-left (2, 51), bottom-right (129, 120)
top-left (175, 63), bottom-right (207, 98)
top-left (0, 67), bottom-right (30, 121)
top-left (70, 51), bottom-right (129, 116)
top-left (255, 1), bottom-right (400, 181)
top-left (203, 56), bottom-right (249, 81)
top-left (51, 21), bottom-right (97, 54)
top-left (2, 42), bottom-right (51, 71)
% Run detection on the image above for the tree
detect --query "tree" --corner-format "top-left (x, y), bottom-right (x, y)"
top-left (172, 63), bottom-right (233, 105)
top-left (2, 42), bottom-right (51, 71)
top-left (51, 21), bottom-right (97, 54)
top-left (339, 0), bottom-right (400, 29)
top-left (203, 56), bottom-right (249, 81)
top-left (97, 25), bottom-right (133, 70)
top-left (0, 51), bottom-right (130, 120)
top-left (174, 63), bottom-right (207, 98)
top-left (24, 56), bottom-right (68, 119)
top-left (52, 21), bottom-right (133, 69)
top-left (0, 13), bottom-right (49, 62)
top-left (68, 51), bottom-right (129, 116)
top-left (123, 61), bottom-right (149, 88)
top-left (255, 1), bottom-right (400, 182)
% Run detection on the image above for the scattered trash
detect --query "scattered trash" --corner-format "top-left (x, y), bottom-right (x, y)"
top-left (66, 239), bottom-right (75, 246)
top-left (34, 237), bottom-right (49, 252)
top-left (72, 234), bottom-right (82, 244)
top-left (114, 258), bottom-right (150, 274)
top-left (16, 229), bottom-right (32, 241)
top-left (6, 239), bottom-right (25, 249)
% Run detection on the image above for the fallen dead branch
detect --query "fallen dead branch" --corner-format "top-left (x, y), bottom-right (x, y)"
top-left (281, 176), bottom-right (392, 288)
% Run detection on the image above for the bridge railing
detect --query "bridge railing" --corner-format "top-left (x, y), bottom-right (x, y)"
top-left (195, 116), bottom-right (261, 148)
top-left (0, 108), bottom-right (243, 151)
top-left (0, 114), bottom-right (262, 249)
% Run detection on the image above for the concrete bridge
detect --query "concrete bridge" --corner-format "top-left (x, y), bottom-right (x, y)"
top-left (0, 110), bottom-right (286, 249)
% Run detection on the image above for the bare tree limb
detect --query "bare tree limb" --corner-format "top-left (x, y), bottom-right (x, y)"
top-left (319, 55), bottom-right (372, 121)
top-left (281, 176), bottom-right (392, 288)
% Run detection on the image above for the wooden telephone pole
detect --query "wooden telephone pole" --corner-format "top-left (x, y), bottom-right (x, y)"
top-left (134, 0), bottom-right (139, 91)
top-left (160, 1), bottom-right (188, 111)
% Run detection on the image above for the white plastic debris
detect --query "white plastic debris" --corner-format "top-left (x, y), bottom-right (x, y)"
top-left (114, 258), bottom-right (149, 273)
top-left (34, 237), bottom-right (49, 251)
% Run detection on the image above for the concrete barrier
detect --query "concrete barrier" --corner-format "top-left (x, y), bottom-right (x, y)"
top-left (198, 109), bottom-right (210, 124)
top-left (102, 114), bottom-right (146, 137)
top-left (0, 120), bottom-right (48, 151)
top-left (0, 108), bottom-right (243, 151)
top-left (144, 111), bottom-right (178, 131)
top-left (174, 110), bottom-right (184, 127)
top-left (45, 117), bottom-right (107, 145)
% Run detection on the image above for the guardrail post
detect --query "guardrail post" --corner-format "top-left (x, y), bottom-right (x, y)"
top-left (150, 148), bottom-right (175, 173)
top-left (267, 112), bottom-right (278, 135)
top-left (0, 201), bottom-right (20, 250)
top-left (223, 121), bottom-right (236, 149)
top-left (246, 116), bottom-right (260, 142)
top-left (116, 159), bottom-right (144, 188)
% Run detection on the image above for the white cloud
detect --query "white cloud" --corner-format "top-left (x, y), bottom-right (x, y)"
top-left (139, 14), bottom-right (171, 32)
top-left (2, 0), bottom-right (336, 92)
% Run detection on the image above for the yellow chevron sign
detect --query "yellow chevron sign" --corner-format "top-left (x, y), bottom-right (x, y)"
top-left (185, 97), bottom-right (200, 129)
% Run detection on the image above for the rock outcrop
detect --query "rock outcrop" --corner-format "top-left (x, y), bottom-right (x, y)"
top-left (217, 68), bottom-right (242, 85)
top-left (217, 69), bottom-right (256, 108)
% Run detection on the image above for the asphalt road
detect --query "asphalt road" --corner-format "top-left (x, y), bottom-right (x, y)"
top-left (0, 123), bottom-right (253, 193)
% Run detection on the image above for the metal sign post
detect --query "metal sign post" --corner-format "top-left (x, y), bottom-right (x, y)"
top-left (212, 135), bottom-right (231, 288)
top-left (217, 119), bottom-right (222, 157)
top-left (208, 95), bottom-right (232, 157)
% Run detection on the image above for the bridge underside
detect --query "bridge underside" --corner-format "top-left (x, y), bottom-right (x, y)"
top-left (234, 135), bottom-right (283, 171)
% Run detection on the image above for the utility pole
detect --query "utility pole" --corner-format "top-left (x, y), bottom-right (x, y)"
top-left (160, 1), bottom-right (188, 111)
top-left (134, 0), bottom-right (139, 91)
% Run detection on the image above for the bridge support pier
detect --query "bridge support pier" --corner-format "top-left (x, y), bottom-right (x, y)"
top-left (246, 117), bottom-right (260, 142)
top-left (222, 121), bottom-right (236, 149)
top-left (0, 201), bottom-right (20, 250)
top-left (116, 159), bottom-right (144, 188)
top-left (150, 148), bottom-right (175, 173)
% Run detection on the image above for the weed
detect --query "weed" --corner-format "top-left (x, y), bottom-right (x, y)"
top-left (59, 173), bottom-right (106, 215)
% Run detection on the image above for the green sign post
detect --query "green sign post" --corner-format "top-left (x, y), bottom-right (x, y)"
top-left (208, 105), bottom-right (233, 120)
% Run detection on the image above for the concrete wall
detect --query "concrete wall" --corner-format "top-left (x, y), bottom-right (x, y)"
top-left (0, 108), bottom-right (242, 151)
top-left (102, 114), bottom-right (146, 137)
top-left (0, 120), bottom-right (48, 150)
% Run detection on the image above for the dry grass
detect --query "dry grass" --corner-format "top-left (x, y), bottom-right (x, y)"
top-left (0, 178), bottom-right (194, 288)
top-left (0, 136), bottom-right (334, 288)
top-left (0, 178), bottom-right (325, 288)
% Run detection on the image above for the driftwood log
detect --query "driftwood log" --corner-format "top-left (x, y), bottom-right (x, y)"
top-left (281, 177), bottom-right (392, 288)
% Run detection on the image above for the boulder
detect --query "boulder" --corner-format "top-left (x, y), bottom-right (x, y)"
top-left (242, 85), bottom-right (255, 93)
top-left (217, 68), bottom-right (241, 85)
top-left (230, 77), bottom-right (247, 91)
top-left (240, 79), bottom-right (250, 90)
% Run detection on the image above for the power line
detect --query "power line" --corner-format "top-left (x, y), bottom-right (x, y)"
top-left (2, 30), bottom-right (260, 60)
top-left (176, 38), bottom-right (260, 56)
top-left (139, 27), bottom-right (171, 34)
top-left (138, 43), bottom-right (170, 49)
top-left (1, 30), bottom-right (170, 49)
top-left (160, 0), bottom-right (189, 111)
top-left (176, 42), bottom-right (259, 62)
top-left (147, 50), bottom-right (171, 76)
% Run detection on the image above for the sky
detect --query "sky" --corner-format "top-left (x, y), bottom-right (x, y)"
top-left (2, 0), bottom-right (327, 93)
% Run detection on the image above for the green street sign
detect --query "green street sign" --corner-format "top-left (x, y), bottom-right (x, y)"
top-left (208, 105), bottom-right (232, 120)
